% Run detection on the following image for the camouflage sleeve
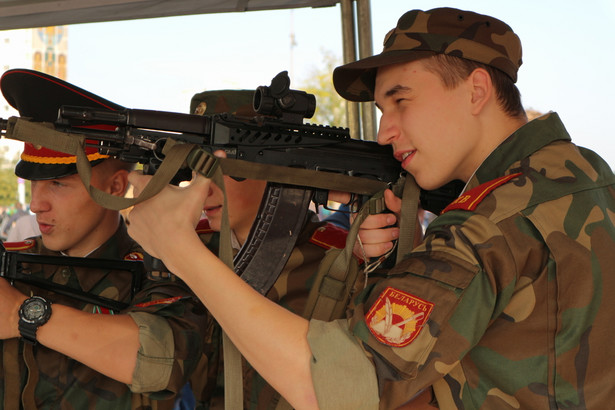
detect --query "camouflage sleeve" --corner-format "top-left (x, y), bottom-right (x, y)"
top-left (124, 277), bottom-right (211, 399)
top-left (337, 211), bottom-right (524, 408)
top-left (128, 311), bottom-right (175, 392)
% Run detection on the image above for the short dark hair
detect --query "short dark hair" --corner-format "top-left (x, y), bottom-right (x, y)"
top-left (421, 54), bottom-right (526, 119)
top-left (96, 158), bottom-right (135, 176)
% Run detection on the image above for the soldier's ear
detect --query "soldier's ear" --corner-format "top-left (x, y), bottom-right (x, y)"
top-left (469, 67), bottom-right (492, 115)
top-left (109, 169), bottom-right (130, 197)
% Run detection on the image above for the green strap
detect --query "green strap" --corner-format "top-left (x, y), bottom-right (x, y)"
top-left (208, 166), bottom-right (244, 410)
top-left (303, 191), bottom-right (387, 321)
top-left (79, 142), bottom-right (203, 210)
top-left (303, 175), bottom-right (420, 324)
top-left (394, 175), bottom-right (420, 263)
top-left (217, 156), bottom-right (389, 195)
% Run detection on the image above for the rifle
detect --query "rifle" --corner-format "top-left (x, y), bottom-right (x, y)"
top-left (2, 71), bottom-right (463, 294)
top-left (0, 242), bottom-right (144, 312)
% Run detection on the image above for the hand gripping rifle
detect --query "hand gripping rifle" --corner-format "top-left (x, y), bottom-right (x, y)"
top-left (1, 71), bottom-right (463, 295)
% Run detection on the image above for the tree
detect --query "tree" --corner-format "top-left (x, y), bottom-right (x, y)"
top-left (299, 49), bottom-right (347, 128)
top-left (0, 146), bottom-right (30, 207)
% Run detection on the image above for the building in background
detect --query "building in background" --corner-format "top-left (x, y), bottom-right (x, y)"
top-left (0, 26), bottom-right (67, 208)
top-left (0, 26), bottom-right (67, 157)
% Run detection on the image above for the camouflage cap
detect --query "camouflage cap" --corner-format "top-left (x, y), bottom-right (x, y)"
top-left (333, 7), bottom-right (523, 102)
top-left (190, 89), bottom-right (256, 116)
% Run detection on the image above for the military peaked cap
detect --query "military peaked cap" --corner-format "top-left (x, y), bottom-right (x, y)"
top-left (0, 68), bottom-right (124, 180)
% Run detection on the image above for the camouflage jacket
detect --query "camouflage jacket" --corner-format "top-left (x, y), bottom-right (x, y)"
top-left (307, 112), bottom-right (615, 409)
top-left (190, 211), bottom-right (349, 410)
top-left (0, 220), bottom-right (209, 410)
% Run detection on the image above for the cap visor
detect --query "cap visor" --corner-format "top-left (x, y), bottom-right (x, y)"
top-left (333, 50), bottom-right (435, 101)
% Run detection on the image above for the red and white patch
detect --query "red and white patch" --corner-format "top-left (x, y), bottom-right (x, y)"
top-left (124, 251), bottom-right (143, 261)
top-left (366, 287), bottom-right (434, 347)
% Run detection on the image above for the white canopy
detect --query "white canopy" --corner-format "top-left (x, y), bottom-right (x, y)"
top-left (0, 0), bottom-right (340, 30)
top-left (0, 0), bottom-right (375, 139)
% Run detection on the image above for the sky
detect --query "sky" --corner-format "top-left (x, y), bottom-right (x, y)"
top-left (2, 0), bottom-right (615, 167)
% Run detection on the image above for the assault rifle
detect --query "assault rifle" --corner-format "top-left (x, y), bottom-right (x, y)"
top-left (0, 242), bottom-right (144, 312)
top-left (2, 71), bottom-right (463, 294)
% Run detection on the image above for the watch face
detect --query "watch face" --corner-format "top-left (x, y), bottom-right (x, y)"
top-left (20, 297), bottom-right (50, 324)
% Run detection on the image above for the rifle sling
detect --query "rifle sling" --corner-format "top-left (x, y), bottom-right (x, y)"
top-left (217, 156), bottom-right (389, 195)
top-left (394, 175), bottom-right (421, 263)
top-left (207, 166), bottom-right (244, 410)
top-left (302, 190), bottom-right (387, 322)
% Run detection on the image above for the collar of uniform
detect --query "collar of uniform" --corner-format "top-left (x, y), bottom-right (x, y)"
top-left (74, 220), bottom-right (126, 293)
top-left (469, 112), bottom-right (571, 189)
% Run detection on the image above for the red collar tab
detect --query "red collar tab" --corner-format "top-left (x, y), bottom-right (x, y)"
top-left (441, 173), bottom-right (522, 214)
top-left (309, 223), bottom-right (348, 250)
top-left (2, 239), bottom-right (36, 251)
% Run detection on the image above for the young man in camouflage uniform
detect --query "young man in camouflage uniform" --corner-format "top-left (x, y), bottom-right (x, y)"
top-left (126, 7), bottom-right (615, 409)
top-left (0, 69), bottom-right (209, 409)
top-left (180, 90), bottom-right (351, 409)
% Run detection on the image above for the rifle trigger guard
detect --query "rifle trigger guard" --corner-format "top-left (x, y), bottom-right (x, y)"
top-left (186, 148), bottom-right (219, 178)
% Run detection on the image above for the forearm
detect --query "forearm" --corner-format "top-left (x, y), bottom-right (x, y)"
top-left (162, 233), bottom-right (319, 409)
top-left (37, 305), bottom-right (139, 384)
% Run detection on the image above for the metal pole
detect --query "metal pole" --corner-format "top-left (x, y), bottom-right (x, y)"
top-left (339, 0), bottom-right (361, 139)
top-left (356, 0), bottom-right (376, 141)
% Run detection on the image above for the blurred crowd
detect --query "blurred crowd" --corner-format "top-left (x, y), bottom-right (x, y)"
top-left (0, 202), bottom-right (40, 242)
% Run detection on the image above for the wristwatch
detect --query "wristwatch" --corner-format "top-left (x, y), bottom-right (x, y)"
top-left (18, 296), bottom-right (52, 344)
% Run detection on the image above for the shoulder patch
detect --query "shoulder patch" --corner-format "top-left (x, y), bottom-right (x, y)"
top-left (309, 222), bottom-right (348, 250)
top-left (196, 218), bottom-right (215, 235)
top-left (366, 286), bottom-right (434, 348)
top-left (124, 251), bottom-right (143, 261)
top-left (3, 239), bottom-right (36, 251)
top-left (441, 173), bottom-right (522, 214)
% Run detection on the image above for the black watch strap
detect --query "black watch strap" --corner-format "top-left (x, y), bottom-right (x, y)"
top-left (18, 321), bottom-right (39, 344)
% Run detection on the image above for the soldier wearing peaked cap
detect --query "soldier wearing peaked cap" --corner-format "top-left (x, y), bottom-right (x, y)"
top-left (124, 7), bottom-right (615, 410)
top-left (0, 69), bottom-right (209, 410)
top-left (176, 90), bottom-right (357, 410)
